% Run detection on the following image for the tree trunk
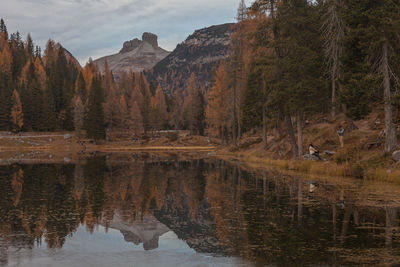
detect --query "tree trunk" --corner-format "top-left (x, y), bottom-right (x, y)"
top-left (263, 106), bottom-right (267, 150)
top-left (232, 80), bottom-right (237, 146)
top-left (296, 111), bottom-right (303, 157)
top-left (237, 81), bottom-right (242, 140)
top-left (382, 42), bottom-right (397, 152)
top-left (220, 126), bottom-right (224, 145)
top-left (331, 78), bottom-right (336, 117)
top-left (285, 114), bottom-right (298, 160)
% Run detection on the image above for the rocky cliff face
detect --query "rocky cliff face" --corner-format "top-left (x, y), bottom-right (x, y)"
top-left (94, 33), bottom-right (170, 75)
top-left (145, 23), bottom-right (234, 95)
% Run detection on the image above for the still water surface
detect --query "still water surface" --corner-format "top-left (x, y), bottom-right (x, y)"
top-left (1, 153), bottom-right (400, 266)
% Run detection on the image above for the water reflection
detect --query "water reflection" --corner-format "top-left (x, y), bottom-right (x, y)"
top-left (0, 154), bottom-right (400, 266)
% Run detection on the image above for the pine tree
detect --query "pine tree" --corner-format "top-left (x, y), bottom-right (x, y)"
top-left (85, 77), bottom-right (105, 140)
top-left (25, 34), bottom-right (34, 59)
top-left (322, 0), bottom-right (345, 116)
top-left (350, 0), bottom-right (400, 152)
top-left (75, 72), bottom-right (87, 104)
top-left (242, 62), bottom-right (265, 131)
top-left (0, 19), bottom-right (8, 39)
top-left (73, 95), bottom-right (85, 138)
top-left (231, 0), bottom-right (248, 142)
top-left (171, 89), bottom-right (183, 130)
top-left (10, 89), bottom-right (23, 132)
top-left (41, 85), bottom-right (57, 131)
top-left (10, 31), bottom-right (27, 83)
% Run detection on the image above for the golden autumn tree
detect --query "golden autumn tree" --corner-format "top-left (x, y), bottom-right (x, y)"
top-left (42, 39), bottom-right (58, 68)
top-left (0, 43), bottom-right (12, 77)
top-left (118, 94), bottom-right (129, 130)
top-left (206, 62), bottom-right (232, 143)
top-left (34, 56), bottom-right (47, 90)
top-left (128, 101), bottom-right (144, 136)
top-left (10, 89), bottom-right (23, 132)
top-left (150, 84), bottom-right (168, 130)
top-left (0, 43), bottom-right (13, 130)
top-left (0, 32), bottom-right (8, 52)
top-left (103, 63), bottom-right (120, 135)
top-left (11, 169), bottom-right (24, 207)
top-left (82, 59), bottom-right (96, 95)
top-left (183, 73), bottom-right (205, 135)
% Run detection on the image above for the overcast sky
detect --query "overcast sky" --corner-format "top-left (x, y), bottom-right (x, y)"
top-left (1, 0), bottom-right (251, 65)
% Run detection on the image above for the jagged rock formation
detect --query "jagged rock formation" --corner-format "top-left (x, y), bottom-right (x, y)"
top-left (101, 212), bottom-right (169, 250)
top-left (94, 33), bottom-right (170, 74)
top-left (154, 194), bottom-right (229, 254)
top-left (145, 23), bottom-right (234, 95)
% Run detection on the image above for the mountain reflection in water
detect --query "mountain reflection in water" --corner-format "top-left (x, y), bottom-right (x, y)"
top-left (0, 154), bottom-right (400, 266)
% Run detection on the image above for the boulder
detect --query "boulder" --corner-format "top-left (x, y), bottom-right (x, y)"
top-left (302, 154), bottom-right (320, 161)
top-left (64, 134), bottom-right (72, 140)
top-left (324, 150), bottom-right (335, 156)
top-left (392, 150), bottom-right (400, 162)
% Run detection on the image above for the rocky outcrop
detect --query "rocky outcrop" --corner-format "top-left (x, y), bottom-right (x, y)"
top-left (142, 32), bottom-right (158, 48)
top-left (94, 33), bottom-right (170, 75)
top-left (393, 150), bottom-right (400, 162)
top-left (145, 23), bottom-right (234, 95)
top-left (100, 212), bottom-right (170, 250)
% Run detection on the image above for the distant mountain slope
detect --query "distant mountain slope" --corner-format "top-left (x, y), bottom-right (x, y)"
top-left (94, 32), bottom-right (170, 74)
top-left (145, 23), bottom-right (234, 95)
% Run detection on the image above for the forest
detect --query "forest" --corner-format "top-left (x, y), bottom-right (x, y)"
top-left (0, 0), bottom-right (399, 159)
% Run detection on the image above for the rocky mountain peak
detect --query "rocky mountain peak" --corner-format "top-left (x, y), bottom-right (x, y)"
top-left (142, 32), bottom-right (158, 48)
top-left (94, 32), bottom-right (170, 74)
top-left (119, 32), bottom-right (159, 54)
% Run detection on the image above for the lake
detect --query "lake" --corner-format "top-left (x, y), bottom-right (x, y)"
top-left (0, 153), bottom-right (400, 266)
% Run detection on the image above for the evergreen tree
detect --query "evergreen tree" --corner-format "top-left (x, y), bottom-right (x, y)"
top-left (73, 95), bottom-right (85, 138)
top-left (85, 77), bottom-right (105, 140)
top-left (322, 0), bottom-right (345, 116)
top-left (41, 85), bottom-right (57, 131)
top-left (75, 72), bottom-right (87, 104)
top-left (340, 1), bottom-right (378, 120)
top-left (9, 31), bottom-right (26, 84)
top-left (0, 19), bottom-right (8, 39)
top-left (242, 62), bottom-right (264, 131)
top-left (25, 34), bottom-right (34, 58)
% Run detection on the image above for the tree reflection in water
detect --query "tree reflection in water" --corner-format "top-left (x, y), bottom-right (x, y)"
top-left (0, 154), bottom-right (399, 266)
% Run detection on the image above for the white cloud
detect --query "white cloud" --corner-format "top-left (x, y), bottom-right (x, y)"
top-left (1, 0), bottom-right (252, 65)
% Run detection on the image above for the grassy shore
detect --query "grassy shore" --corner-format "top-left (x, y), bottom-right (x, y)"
top-left (215, 110), bottom-right (400, 183)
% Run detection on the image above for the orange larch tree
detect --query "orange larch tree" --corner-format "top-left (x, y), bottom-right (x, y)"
top-left (10, 89), bottom-right (23, 132)
top-left (206, 62), bottom-right (232, 143)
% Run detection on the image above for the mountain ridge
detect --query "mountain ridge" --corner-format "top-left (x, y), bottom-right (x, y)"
top-left (145, 23), bottom-right (234, 95)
